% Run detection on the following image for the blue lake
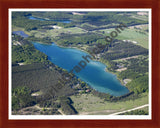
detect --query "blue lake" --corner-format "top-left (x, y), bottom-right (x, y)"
top-left (12, 31), bottom-right (29, 38)
top-left (33, 42), bottom-right (129, 96)
top-left (28, 16), bottom-right (71, 23)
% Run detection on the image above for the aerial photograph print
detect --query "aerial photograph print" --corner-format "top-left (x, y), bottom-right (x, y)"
top-left (9, 9), bottom-right (151, 119)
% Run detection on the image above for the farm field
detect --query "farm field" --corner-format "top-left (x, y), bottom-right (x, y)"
top-left (70, 92), bottom-right (148, 115)
top-left (99, 26), bottom-right (148, 49)
top-left (30, 27), bottom-right (87, 38)
top-left (130, 14), bottom-right (148, 21)
top-left (12, 26), bottom-right (87, 39)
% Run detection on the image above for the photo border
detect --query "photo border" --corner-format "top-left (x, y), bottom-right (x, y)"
top-left (0, 0), bottom-right (159, 128)
top-left (9, 8), bottom-right (152, 120)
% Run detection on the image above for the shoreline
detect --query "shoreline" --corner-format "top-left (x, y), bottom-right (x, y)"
top-left (105, 67), bottom-right (130, 90)
top-left (35, 41), bottom-right (130, 94)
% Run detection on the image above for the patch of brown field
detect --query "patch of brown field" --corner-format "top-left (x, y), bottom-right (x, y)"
top-left (119, 55), bottom-right (139, 61)
top-left (116, 68), bottom-right (127, 72)
top-left (128, 24), bottom-right (148, 29)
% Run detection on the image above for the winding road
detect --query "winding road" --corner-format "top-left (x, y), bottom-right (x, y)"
top-left (109, 104), bottom-right (149, 115)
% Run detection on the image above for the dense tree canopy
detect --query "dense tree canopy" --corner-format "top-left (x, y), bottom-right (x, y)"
top-left (12, 86), bottom-right (36, 111)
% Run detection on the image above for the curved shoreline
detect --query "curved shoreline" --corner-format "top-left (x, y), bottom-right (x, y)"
top-left (104, 67), bottom-right (131, 94)
top-left (53, 41), bottom-right (129, 87)
top-left (33, 41), bottom-right (130, 96)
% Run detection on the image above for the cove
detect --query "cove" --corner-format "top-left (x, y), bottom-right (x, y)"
top-left (28, 16), bottom-right (71, 23)
top-left (33, 42), bottom-right (129, 96)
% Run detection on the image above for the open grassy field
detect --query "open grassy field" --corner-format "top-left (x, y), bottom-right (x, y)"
top-left (30, 27), bottom-right (87, 38)
top-left (100, 27), bottom-right (148, 49)
top-left (70, 92), bottom-right (148, 115)
top-left (130, 14), bottom-right (148, 21)
top-left (12, 26), bottom-right (87, 39)
top-left (117, 13), bottom-right (148, 21)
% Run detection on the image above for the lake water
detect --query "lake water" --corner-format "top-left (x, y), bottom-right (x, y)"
top-left (28, 16), bottom-right (71, 23)
top-left (12, 31), bottom-right (29, 38)
top-left (33, 42), bottom-right (129, 96)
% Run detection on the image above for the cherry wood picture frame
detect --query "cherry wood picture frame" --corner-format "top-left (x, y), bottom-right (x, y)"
top-left (0, 0), bottom-right (160, 128)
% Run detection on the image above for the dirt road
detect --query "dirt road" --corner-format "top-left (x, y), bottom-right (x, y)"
top-left (109, 104), bottom-right (149, 115)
